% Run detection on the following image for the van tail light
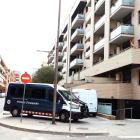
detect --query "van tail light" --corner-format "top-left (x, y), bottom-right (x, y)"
top-left (97, 102), bottom-right (98, 108)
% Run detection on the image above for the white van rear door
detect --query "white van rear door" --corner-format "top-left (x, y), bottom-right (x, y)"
top-left (88, 91), bottom-right (97, 113)
top-left (79, 90), bottom-right (88, 104)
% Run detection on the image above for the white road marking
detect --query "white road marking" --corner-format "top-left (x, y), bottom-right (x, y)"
top-left (118, 136), bottom-right (140, 138)
top-left (21, 138), bottom-right (29, 140)
top-left (36, 138), bottom-right (44, 140)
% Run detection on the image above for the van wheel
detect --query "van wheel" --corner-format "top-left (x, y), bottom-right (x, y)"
top-left (11, 107), bottom-right (20, 117)
top-left (92, 113), bottom-right (97, 117)
top-left (59, 112), bottom-right (69, 122)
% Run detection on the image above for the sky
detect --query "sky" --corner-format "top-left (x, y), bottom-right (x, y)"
top-left (0, 0), bottom-right (76, 76)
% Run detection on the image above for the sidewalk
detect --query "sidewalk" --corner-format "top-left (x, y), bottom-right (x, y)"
top-left (0, 111), bottom-right (140, 136)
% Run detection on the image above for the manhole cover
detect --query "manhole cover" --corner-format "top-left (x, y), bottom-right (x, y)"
top-left (77, 128), bottom-right (88, 130)
top-left (39, 122), bottom-right (46, 124)
top-left (116, 124), bottom-right (126, 126)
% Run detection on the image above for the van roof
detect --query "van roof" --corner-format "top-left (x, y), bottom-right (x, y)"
top-left (9, 83), bottom-right (67, 91)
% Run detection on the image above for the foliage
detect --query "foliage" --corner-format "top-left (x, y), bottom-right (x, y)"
top-left (30, 66), bottom-right (61, 84)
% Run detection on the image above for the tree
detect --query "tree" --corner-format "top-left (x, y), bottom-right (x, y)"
top-left (30, 66), bottom-right (61, 84)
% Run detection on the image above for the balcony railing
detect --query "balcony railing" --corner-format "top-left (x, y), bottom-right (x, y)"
top-left (71, 44), bottom-right (84, 54)
top-left (59, 42), bottom-right (64, 47)
top-left (70, 59), bottom-right (83, 68)
top-left (59, 72), bottom-right (63, 77)
top-left (72, 14), bottom-right (84, 28)
top-left (95, 0), bottom-right (104, 11)
top-left (94, 14), bottom-right (105, 31)
top-left (49, 55), bottom-right (54, 60)
top-left (49, 63), bottom-right (54, 67)
top-left (71, 29), bottom-right (84, 41)
top-left (58, 52), bottom-right (64, 56)
top-left (62, 67), bottom-right (66, 74)
top-left (110, 0), bottom-right (134, 15)
top-left (110, 25), bottom-right (134, 40)
top-left (85, 30), bottom-right (91, 41)
top-left (58, 62), bottom-right (63, 66)
top-left (94, 38), bottom-right (104, 51)
top-left (86, 11), bottom-right (91, 23)
top-left (62, 55), bottom-right (67, 62)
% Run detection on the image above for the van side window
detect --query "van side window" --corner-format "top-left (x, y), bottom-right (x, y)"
top-left (32, 89), bottom-right (45, 99)
top-left (48, 90), bottom-right (60, 103)
top-left (10, 88), bottom-right (17, 97)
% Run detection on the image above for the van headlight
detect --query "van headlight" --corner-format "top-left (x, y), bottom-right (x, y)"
top-left (71, 104), bottom-right (79, 109)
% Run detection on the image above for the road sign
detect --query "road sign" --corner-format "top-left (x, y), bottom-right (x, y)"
top-left (21, 73), bottom-right (31, 84)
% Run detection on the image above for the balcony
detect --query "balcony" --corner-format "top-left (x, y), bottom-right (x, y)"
top-left (58, 52), bottom-right (64, 59)
top-left (71, 29), bottom-right (84, 43)
top-left (95, 0), bottom-right (105, 16)
top-left (59, 42), bottom-right (64, 50)
top-left (87, 0), bottom-right (91, 7)
top-left (110, 25), bottom-right (134, 45)
top-left (94, 38), bottom-right (104, 52)
top-left (62, 43), bottom-right (67, 52)
top-left (59, 72), bottom-right (63, 77)
top-left (94, 14), bottom-right (105, 35)
top-left (62, 67), bottom-right (66, 74)
top-left (49, 63), bottom-right (54, 67)
top-left (86, 11), bottom-right (91, 24)
top-left (71, 14), bottom-right (84, 29)
top-left (71, 44), bottom-right (84, 56)
top-left (53, 50), bottom-right (55, 55)
top-left (70, 59), bottom-right (83, 69)
top-left (85, 50), bottom-right (90, 59)
top-left (85, 30), bottom-right (91, 41)
top-left (58, 62), bottom-right (63, 69)
top-left (63, 31), bottom-right (68, 41)
top-left (110, 0), bottom-right (134, 20)
top-left (49, 55), bottom-right (54, 63)
top-left (62, 55), bottom-right (67, 62)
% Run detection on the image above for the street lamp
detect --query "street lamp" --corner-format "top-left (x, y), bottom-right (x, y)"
top-left (36, 50), bottom-right (50, 65)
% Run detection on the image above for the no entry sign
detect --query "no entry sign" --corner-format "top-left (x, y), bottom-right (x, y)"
top-left (21, 73), bottom-right (31, 84)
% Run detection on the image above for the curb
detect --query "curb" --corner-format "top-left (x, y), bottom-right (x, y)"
top-left (0, 123), bottom-right (109, 136)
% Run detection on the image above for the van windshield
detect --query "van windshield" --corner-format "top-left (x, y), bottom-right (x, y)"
top-left (58, 90), bottom-right (78, 101)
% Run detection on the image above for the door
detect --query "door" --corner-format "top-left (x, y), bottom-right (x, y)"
top-left (24, 87), bottom-right (48, 113)
top-left (47, 88), bottom-right (63, 114)
top-left (88, 91), bottom-right (97, 113)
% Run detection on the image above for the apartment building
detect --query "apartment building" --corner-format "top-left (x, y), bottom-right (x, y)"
top-left (10, 70), bottom-right (21, 82)
top-left (48, 0), bottom-right (140, 119)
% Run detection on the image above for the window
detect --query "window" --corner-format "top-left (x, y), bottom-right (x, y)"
top-left (48, 90), bottom-right (60, 102)
top-left (32, 89), bottom-right (45, 99)
top-left (138, 11), bottom-right (140, 24)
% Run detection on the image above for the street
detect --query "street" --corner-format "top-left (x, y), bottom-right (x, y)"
top-left (0, 98), bottom-right (140, 140)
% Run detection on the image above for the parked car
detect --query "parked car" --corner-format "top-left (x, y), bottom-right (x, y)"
top-left (0, 93), bottom-right (6, 98)
top-left (4, 83), bottom-right (89, 122)
top-left (72, 89), bottom-right (97, 117)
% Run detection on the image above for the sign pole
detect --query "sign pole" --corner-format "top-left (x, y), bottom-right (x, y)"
top-left (69, 71), bottom-right (74, 131)
top-left (20, 83), bottom-right (26, 123)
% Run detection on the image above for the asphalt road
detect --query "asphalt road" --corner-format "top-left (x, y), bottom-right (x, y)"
top-left (0, 98), bottom-right (140, 140)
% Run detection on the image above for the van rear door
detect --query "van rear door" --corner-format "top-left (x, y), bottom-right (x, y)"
top-left (88, 91), bottom-right (97, 113)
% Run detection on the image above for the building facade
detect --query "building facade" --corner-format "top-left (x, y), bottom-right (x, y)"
top-left (10, 71), bottom-right (21, 83)
top-left (48, 0), bottom-right (140, 119)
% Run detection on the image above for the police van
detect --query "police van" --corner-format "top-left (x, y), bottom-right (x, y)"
top-left (4, 83), bottom-right (88, 122)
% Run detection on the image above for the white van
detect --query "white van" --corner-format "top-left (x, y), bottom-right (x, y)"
top-left (72, 89), bottom-right (97, 117)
